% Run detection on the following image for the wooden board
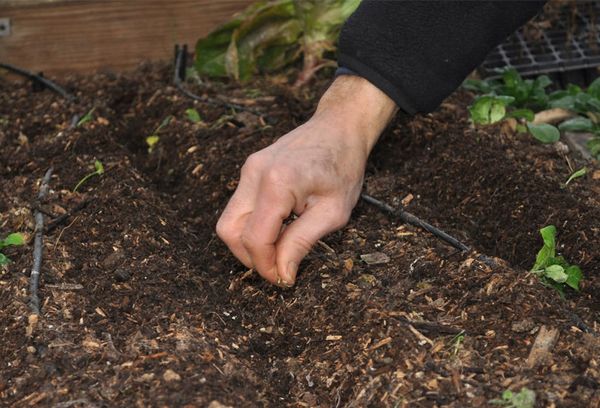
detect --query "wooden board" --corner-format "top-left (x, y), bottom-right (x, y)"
top-left (0, 0), bottom-right (254, 77)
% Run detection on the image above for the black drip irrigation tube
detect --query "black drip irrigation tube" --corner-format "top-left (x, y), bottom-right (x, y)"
top-left (173, 44), bottom-right (270, 120)
top-left (0, 62), bottom-right (75, 102)
top-left (361, 193), bottom-right (471, 252)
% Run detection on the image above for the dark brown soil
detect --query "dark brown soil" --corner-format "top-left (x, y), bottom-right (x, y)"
top-left (1, 63), bottom-right (599, 407)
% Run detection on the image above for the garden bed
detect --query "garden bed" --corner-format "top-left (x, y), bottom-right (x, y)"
top-left (1, 64), bottom-right (599, 407)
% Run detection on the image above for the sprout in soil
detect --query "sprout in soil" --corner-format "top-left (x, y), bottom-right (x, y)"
top-left (490, 387), bottom-right (535, 408)
top-left (530, 225), bottom-right (583, 297)
top-left (74, 160), bottom-right (104, 192)
top-left (565, 167), bottom-right (587, 185)
top-left (0, 232), bottom-right (26, 265)
top-left (146, 115), bottom-right (173, 153)
top-left (76, 107), bottom-right (96, 128)
top-left (185, 108), bottom-right (202, 123)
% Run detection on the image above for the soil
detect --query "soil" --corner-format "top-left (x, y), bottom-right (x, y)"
top-left (1, 63), bottom-right (599, 408)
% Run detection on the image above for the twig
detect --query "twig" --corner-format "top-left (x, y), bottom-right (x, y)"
top-left (29, 168), bottom-right (53, 315)
top-left (173, 45), bottom-right (267, 119)
top-left (361, 193), bottom-right (470, 252)
top-left (0, 62), bottom-right (75, 101)
top-left (45, 199), bottom-right (89, 233)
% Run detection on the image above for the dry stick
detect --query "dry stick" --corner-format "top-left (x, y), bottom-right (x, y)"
top-left (29, 168), bottom-right (53, 315)
top-left (360, 193), bottom-right (470, 252)
top-left (173, 47), bottom-right (267, 119)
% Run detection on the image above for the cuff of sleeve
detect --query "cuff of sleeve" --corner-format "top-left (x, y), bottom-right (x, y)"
top-left (338, 54), bottom-right (417, 115)
top-left (335, 66), bottom-right (357, 77)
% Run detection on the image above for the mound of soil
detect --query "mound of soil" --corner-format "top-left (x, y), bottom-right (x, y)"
top-left (1, 64), bottom-right (599, 407)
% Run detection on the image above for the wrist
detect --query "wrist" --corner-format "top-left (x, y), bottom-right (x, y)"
top-left (313, 75), bottom-right (397, 153)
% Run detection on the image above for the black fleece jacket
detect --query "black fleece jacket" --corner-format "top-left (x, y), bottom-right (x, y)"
top-left (337, 1), bottom-right (546, 114)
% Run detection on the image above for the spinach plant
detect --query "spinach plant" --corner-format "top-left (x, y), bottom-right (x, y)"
top-left (490, 387), bottom-right (535, 408)
top-left (530, 225), bottom-right (582, 296)
top-left (0, 232), bottom-right (26, 265)
top-left (466, 70), bottom-right (600, 156)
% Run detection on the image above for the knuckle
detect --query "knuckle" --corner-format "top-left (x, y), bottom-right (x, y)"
top-left (241, 153), bottom-right (263, 176)
top-left (290, 235), bottom-right (314, 253)
top-left (216, 216), bottom-right (235, 242)
top-left (329, 208), bottom-right (351, 230)
top-left (263, 165), bottom-right (294, 186)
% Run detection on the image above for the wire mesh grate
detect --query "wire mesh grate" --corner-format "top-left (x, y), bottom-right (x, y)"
top-left (481, 2), bottom-right (600, 79)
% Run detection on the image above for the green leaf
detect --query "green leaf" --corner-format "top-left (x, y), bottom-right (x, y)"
top-left (489, 102), bottom-right (506, 123)
top-left (507, 109), bottom-right (535, 121)
top-left (549, 95), bottom-right (576, 111)
top-left (94, 160), bottom-right (104, 175)
top-left (469, 96), bottom-right (493, 124)
top-left (0, 253), bottom-right (9, 265)
top-left (76, 107), bottom-right (96, 128)
top-left (565, 265), bottom-right (583, 291)
top-left (588, 137), bottom-right (600, 158)
top-left (527, 122), bottom-right (560, 143)
top-left (1, 232), bottom-right (25, 248)
top-left (511, 388), bottom-right (536, 408)
top-left (462, 78), bottom-right (495, 93)
top-left (469, 95), bottom-right (514, 125)
top-left (156, 116), bottom-right (173, 133)
top-left (185, 108), bottom-right (202, 123)
top-left (532, 225), bottom-right (556, 271)
top-left (558, 117), bottom-right (594, 132)
top-left (146, 135), bottom-right (160, 152)
top-left (587, 77), bottom-right (600, 99)
top-left (545, 264), bottom-right (568, 283)
top-left (565, 167), bottom-right (587, 185)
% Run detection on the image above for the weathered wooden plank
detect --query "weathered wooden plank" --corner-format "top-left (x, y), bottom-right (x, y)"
top-left (0, 0), bottom-right (253, 76)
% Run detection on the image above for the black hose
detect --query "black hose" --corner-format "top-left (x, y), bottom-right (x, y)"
top-left (361, 193), bottom-right (471, 252)
top-left (0, 62), bottom-right (75, 101)
top-left (173, 45), bottom-right (267, 118)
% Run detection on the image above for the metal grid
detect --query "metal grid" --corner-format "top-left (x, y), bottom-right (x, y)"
top-left (481, 2), bottom-right (600, 78)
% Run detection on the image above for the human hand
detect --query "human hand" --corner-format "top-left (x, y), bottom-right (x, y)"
top-left (217, 76), bottom-right (396, 286)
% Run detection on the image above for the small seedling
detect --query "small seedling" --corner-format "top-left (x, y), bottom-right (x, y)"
top-left (0, 232), bottom-right (26, 265)
top-left (76, 107), bottom-right (96, 128)
top-left (74, 160), bottom-right (104, 192)
top-left (146, 115), bottom-right (173, 153)
top-left (531, 225), bottom-right (583, 296)
top-left (490, 387), bottom-right (535, 408)
top-left (565, 167), bottom-right (587, 185)
top-left (450, 331), bottom-right (465, 356)
top-left (185, 108), bottom-right (202, 123)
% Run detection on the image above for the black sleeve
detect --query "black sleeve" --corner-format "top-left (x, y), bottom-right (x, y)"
top-left (337, 1), bottom-right (546, 115)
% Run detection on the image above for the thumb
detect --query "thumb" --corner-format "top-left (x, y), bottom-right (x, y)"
top-left (276, 203), bottom-right (349, 285)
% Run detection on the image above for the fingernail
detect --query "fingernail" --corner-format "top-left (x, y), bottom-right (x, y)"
top-left (284, 261), bottom-right (298, 285)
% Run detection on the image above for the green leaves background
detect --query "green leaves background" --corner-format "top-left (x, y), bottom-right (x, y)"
top-left (195, 0), bottom-right (360, 81)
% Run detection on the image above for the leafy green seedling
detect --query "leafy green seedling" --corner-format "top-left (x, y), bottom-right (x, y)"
top-left (185, 108), bottom-right (202, 123)
top-left (490, 387), bottom-right (535, 408)
top-left (531, 225), bottom-right (583, 296)
top-left (0, 232), bottom-right (26, 265)
top-left (469, 95), bottom-right (515, 124)
top-left (526, 122), bottom-right (560, 144)
top-left (76, 107), bottom-right (96, 128)
top-left (146, 116), bottom-right (173, 153)
top-left (74, 160), bottom-right (104, 192)
top-left (565, 167), bottom-right (587, 185)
